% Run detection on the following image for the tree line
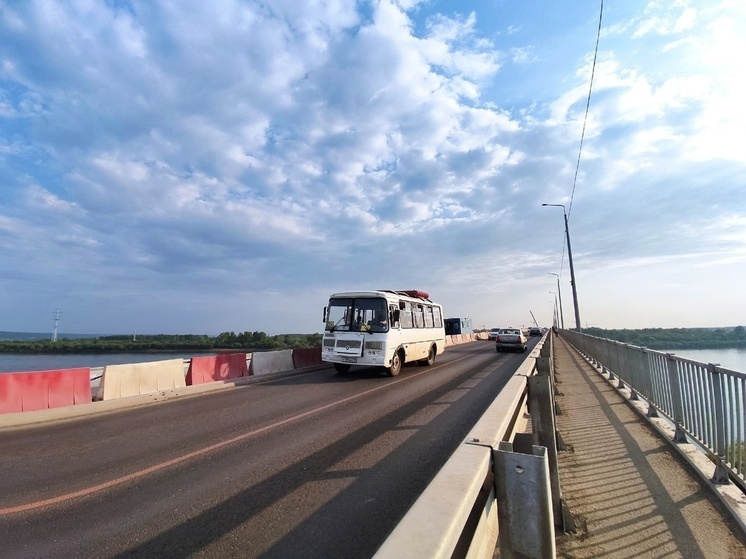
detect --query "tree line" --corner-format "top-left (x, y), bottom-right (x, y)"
top-left (0, 332), bottom-right (323, 354)
top-left (582, 326), bottom-right (746, 350)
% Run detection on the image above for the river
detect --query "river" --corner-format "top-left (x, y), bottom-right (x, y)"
top-left (1, 347), bottom-right (744, 375)
top-left (0, 352), bottom-right (219, 374)
top-left (659, 348), bottom-right (746, 373)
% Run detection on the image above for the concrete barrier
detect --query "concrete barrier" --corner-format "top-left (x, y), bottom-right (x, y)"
top-left (0, 368), bottom-right (91, 414)
top-left (95, 359), bottom-right (186, 401)
top-left (449, 334), bottom-right (479, 344)
top-left (186, 353), bottom-right (248, 385)
top-left (249, 349), bottom-right (294, 376)
top-left (292, 347), bottom-right (322, 369)
top-left (375, 343), bottom-right (539, 558)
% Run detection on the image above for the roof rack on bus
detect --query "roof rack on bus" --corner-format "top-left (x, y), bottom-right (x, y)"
top-left (381, 289), bottom-right (432, 301)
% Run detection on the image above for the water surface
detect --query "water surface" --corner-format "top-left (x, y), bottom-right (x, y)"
top-left (0, 352), bottom-right (218, 373)
top-left (658, 348), bottom-right (746, 373)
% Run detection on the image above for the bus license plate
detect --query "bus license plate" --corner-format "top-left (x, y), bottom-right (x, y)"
top-left (342, 357), bottom-right (357, 363)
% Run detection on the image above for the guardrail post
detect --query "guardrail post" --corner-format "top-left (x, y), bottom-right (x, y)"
top-left (493, 442), bottom-right (556, 558)
top-left (536, 355), bottom-right (561, 407)
top-left (528, 374), bottom-right (566, 529)
top-left (532, 342), bottom-right (575, 531)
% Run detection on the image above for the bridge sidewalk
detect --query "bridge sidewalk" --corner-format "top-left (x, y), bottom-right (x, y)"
top-left (551, 334), bottom-right (746, 559)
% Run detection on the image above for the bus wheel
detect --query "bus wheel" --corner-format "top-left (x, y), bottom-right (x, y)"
top-left (387, 352), bottom-right (402, 377)
top-left (419, 345), bottom-right (436, 366)
top-left (334, 363), bottom-right (351, 374)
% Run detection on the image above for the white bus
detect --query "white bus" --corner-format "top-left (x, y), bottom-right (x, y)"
top-left (321, 289), bottom-right (446, 376)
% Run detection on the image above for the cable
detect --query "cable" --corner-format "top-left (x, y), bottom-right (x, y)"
top-left (568, 0), bottom-right (604, 219)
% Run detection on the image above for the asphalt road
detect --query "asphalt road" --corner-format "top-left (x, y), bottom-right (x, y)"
top-left (0, 339), bottom-right (538, 558)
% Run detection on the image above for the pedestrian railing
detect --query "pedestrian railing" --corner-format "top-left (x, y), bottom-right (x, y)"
top-left (561, 330), bottom-right (746, 492)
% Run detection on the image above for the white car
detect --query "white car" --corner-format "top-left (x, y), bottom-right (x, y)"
top-left (495, 328), bottom-right (528, 352)
top-left (487, 328), bottom-right (501, 341)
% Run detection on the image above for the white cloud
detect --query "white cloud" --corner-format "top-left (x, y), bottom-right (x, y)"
top-left (0, 0), bottom-right (744, 334)
top-left (633, 1), bottom-right (698, 38)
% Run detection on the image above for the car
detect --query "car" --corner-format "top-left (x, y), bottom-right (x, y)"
top-left (529, 327), bottom-right (542, 337)
top-left (495, 328), bottom-right (528, 352)
top-left (487, 328), bottom-right (501, 341)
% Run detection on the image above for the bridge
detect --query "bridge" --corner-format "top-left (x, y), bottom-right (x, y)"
top-left (1, 332), bottom-right (745, 557)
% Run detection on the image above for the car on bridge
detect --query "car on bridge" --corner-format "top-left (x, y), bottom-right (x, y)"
top-left (487, 328), bottom-right (501, 341)
top-left (528, 327), bottom-right (542, 337)
top-left (494, 328), bottom-right (527, 352)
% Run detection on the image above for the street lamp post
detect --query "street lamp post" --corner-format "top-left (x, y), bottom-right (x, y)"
top-left (548, 272), bottom-right (565, 330)
top-left (542, 203), bottom-right (581, 332)
top-left (550, 291), bottom-right (559, 329)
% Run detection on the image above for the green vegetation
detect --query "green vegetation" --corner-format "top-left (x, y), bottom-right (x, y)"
top-left (0, 332), bottom-right (323, 354)
top-left (583, 326), bottom-right (746, 350)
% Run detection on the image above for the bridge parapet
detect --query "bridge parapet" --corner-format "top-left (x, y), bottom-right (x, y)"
top-left (560, 329), bottom-right (746, 537)
top-left (375, 332), bottom-right (562, 558)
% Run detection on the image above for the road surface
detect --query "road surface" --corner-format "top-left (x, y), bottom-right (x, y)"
top-left (0, 339), bottom-right (538, 558)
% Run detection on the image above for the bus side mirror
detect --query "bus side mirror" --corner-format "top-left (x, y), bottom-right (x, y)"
top-left (323, 306), bottom-right (327, 322)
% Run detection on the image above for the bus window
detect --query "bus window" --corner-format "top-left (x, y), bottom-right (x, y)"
top-left (400, 301), bottom-right (413, 329)
top-left (352, 297), bottom-right (388, 333)
top-left (389, 304), bottom-right (399, 328)
top-left (424, 305), bottom-right (434, 328)
top-left (326, 298), bottom-right (353, 331)
top-left (433, 306), bottom-right (443, 328)
top-left (413, 304), bottom-right (424, 328)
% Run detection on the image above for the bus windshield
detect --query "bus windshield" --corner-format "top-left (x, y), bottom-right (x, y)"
top-left (326, 297), bottom-right (389, 333)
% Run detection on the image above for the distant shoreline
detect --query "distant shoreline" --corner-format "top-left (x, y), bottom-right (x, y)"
top-left (0, 331), bottom-right (323, 354)
top-left (580, 326), bottom-right (746, 351)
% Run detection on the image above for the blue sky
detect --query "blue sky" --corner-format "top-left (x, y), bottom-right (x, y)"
top-left (1, 0), bottom-right (744, 335)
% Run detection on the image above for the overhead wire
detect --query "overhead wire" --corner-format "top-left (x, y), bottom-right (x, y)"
top-left (556, 0), bottom-right (604, 281)
top-left (568, 0), bottom-right (604, 219)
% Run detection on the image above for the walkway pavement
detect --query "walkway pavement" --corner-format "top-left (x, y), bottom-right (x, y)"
top-left (552, 334), bottom-right (746, 559)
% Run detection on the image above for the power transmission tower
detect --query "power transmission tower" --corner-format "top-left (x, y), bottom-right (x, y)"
top-left (52, 309), bottom-right (62, 342)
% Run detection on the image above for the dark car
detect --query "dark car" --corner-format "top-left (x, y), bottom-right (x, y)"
top-left (529, 327), bottom-right (542, 337)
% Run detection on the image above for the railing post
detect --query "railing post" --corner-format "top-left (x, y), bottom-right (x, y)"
top-left (640, 349), bottom-right (659, 418)
top-left (709, 364), bottom-right (731, 485)
top-left (666, 353), bottom-right (687, 442)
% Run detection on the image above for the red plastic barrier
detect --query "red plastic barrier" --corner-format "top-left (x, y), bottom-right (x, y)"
top-left (292, 347), bottom-right (322, 369)
top-left (186, 353), bottom-right (248, 386)
top-left (0, 368), bottom-right (91, 414)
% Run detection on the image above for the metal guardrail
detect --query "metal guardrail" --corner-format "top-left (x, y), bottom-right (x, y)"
top-left (561, 329), bottom-right (746, 492)
top-left (375, 334), bottom-right (564, 558)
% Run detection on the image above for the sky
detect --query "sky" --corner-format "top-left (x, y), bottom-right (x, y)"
top-left (1, 0), bottom-right (744, 336)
